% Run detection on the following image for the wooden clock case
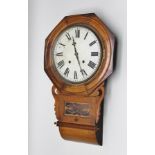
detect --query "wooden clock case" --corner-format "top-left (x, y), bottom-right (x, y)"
top-left (44, 13), bottom-right (115, 145)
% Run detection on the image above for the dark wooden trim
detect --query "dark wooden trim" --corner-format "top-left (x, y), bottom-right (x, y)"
top-left (56, 121), bottom-right (99, 131)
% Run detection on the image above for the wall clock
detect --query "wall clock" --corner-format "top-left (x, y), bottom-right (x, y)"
top-left (44, 13), bottom-right (115, 145)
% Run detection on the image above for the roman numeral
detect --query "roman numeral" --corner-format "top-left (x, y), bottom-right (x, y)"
top-left (75, 29), bottom-right (80, 38)
top-left (57, 60), bottom-right (64, 69)
top-left (84, 32), bottom-right (88, 40)
top-left (64, 67), bottom-right (70, 77)
top-left (88, 61), bottom-right (96, 69)
top-left (91, 52), bottom-right (98, 56)
top-left (59, 43), bottom-right (66, 47)
top-left (89, 40), bottom-right (96, 46)
top-left (56, 52), bottom-right (63, 56)
top-left (66, 33), bottom-right (71, 40)
top-left (74, 71), bottom-right (78, 79)
top-left (81, 69), bottom-right (87, 76)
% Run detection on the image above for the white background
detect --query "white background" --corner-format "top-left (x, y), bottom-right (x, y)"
top-left (29, 0), bottom-right (126, 155)
top-left (0, 0), bottom-right (155, 155)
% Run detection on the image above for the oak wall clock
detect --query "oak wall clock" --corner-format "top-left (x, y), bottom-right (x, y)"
top-left (44, 13), bottom-right (115, 145)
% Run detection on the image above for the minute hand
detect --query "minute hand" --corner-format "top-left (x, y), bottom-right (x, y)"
top-left (72, 37), bottom-right (83, 72)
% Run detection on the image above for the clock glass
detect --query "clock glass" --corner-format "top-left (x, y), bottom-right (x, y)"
top-left (52, 25), bottom-right (103, 83)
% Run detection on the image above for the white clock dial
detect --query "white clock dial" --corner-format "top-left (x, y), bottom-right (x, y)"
top-left (52, 25), bottom-right (103, 83)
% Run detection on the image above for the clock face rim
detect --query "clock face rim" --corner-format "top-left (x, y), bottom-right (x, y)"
top-left (51, 24), bottom-right (103, 84)
top-left (44, 13), bottom-right (113, 94)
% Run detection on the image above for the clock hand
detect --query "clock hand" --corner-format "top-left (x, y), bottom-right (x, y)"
top-left (72, 37), bottom-right (79, 59)
top-left (72, 37), bottom-right (85, 77)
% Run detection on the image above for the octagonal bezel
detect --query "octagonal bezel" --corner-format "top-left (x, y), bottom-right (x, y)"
top-left (44, 13), bottom-right (114, 94)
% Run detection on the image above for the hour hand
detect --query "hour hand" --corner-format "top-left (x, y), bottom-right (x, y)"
top-left (72, 37), bottom-right (76, 46)
top-left (72, 37), bottom-right (80, 62)
top-left (72, 37), bottom-right (84, 75)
